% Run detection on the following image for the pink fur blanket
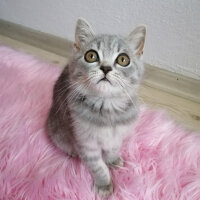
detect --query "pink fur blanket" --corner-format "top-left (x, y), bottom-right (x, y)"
top-left (0, 45), bottom-right (200, 200)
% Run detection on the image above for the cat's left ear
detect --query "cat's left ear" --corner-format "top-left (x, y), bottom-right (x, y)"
top-left (74, 18), bottom-right (95, 50)
top-left (126, 25), bottom-right (146, 57)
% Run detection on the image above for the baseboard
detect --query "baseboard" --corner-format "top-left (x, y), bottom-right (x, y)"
top-left (0, 19), bottom-right (73, 57)
top-left (0, 19), bottom-right (199, 103)
top-left (143, 64), bottom-right (200, 103)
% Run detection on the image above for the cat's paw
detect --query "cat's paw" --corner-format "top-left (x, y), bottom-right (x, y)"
top-left (108, 157), bottom-right (124, 169)
top-left (95, 182), bottom-right (113, 198)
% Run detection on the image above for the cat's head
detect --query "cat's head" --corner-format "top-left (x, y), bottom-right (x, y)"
top-left (69, 18), bottom-right (146, 96)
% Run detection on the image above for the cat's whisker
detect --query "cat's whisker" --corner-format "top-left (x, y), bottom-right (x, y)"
top-left (123, 89), bottom-right (137, 109)
top-left (55, 79), bottom-right (78, 92)
top-left (67, 78), bottom-right (92, 104)
top-left (67, 85), bottom-right (83, 102)
top-left (57, 75), bottom-right (94, 98)
top-left (112, 76), bottom-right (137, 109)
top-left (55, 81), bottom-right (80, 100)
top-left (117, 77), bottom-right (132, 89)
top-left (64, 83), bottom-right (92, 118)
top-left (56, 82), bottom-right (86, 114)
top-left (87, 75), bottom-right (100, 85)
top-left (62, 75), bottom-right (101, 117)
top-left (55, 84), bottom-right (82, 111)
top-left (110, 75), bottom-right (127, 89)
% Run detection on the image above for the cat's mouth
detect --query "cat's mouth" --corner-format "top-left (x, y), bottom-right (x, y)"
top-left (97, 77), bottom-right (112, 85)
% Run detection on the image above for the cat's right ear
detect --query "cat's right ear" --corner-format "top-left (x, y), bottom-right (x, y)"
top-left (126, 25), bottom-right (146, 58)
top-left (74, 18), bottom-right (95, 50)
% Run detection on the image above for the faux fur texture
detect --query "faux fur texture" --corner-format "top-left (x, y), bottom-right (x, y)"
top-left (0, 45), bottom-right (200, 200)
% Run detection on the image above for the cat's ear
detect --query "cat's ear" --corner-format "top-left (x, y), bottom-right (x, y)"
top-left (127, 25), bottom-right (146, 57)
top-left (75, 18), bottom-right (95, 49)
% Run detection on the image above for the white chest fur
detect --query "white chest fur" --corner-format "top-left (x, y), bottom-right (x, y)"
top-left (73, 115), bottom-right (135, 150)
top-left (71, 91), bottom-right (138, 151)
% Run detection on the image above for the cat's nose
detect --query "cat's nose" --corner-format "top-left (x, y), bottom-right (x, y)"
top-left (100, 66), bottom-right (112, 75)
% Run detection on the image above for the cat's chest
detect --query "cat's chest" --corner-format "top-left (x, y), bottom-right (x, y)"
top-left (96, 123), bottom-right (134, 149)
top-left (71, 93), bottom-right (138, 127)
top-left (82, 96), bottom-right (128, 115)
top-left (73, 116), bottom-right (134, 148)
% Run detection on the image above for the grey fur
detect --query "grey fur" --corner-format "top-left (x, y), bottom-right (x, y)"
top-left (47, 18), bottom-right (146, 198)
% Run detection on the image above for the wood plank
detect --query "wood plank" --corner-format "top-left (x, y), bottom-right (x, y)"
top-left (139, 85), bottom-right (200, 131)
top-left (143, 64), bottom-right (200, 103)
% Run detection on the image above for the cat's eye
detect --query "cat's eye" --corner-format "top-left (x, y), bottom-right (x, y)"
top-left (116, 53), bottom-right (130, 67)
top-left (84, 50), bottom-right (99, 63)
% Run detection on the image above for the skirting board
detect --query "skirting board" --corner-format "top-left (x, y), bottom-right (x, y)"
top-left (0, 19), bottom-right (73, 57)
top-left (0, 19), bottom-right (199, 103)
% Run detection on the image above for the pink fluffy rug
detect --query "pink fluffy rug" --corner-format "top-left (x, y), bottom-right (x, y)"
top-left (0, 45), bottom-right (200, 200)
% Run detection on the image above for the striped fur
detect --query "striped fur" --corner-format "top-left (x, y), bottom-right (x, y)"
top-left (47, 18), bottom-right (146, 198)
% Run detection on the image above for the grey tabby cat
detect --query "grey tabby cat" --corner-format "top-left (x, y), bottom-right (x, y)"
top-left (47, 18), bottom-right (146, 198)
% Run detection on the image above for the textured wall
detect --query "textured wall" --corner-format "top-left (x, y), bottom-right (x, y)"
top-left (0, 0), bottom-right (199, 79)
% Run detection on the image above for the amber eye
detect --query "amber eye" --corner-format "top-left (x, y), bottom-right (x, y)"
top-left (84, 50), bottom-right (99, 63)
top-left (116, 53), bottom-right (130, 67)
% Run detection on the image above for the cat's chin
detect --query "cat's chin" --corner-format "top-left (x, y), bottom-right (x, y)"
top-left (94, 81), bottom-right (122, 97)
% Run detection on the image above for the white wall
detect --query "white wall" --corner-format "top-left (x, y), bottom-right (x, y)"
top-left (0, 0), bottom-right (200, 79)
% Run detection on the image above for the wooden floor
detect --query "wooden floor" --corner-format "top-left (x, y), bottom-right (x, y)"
top-left (0, 35), bottom-right (200, 131)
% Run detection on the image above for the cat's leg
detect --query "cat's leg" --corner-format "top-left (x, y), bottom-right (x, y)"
top-left (103, 125), bottom-right (132, 168)
top-left (78, 146), bottom-right (113, 198)
top-left (102, 135), bottom-right (124, 168)
top-left (103, 146), bottom-right (124, 168)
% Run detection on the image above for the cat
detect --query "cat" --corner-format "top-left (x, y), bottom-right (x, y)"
top-left (47, 18), bottom-right (146, 198)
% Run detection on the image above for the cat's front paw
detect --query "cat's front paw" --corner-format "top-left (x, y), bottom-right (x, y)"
top-left (108, 157), bottom-right (124, 169)
top-left (95, 182), bottom-right (113, 198)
